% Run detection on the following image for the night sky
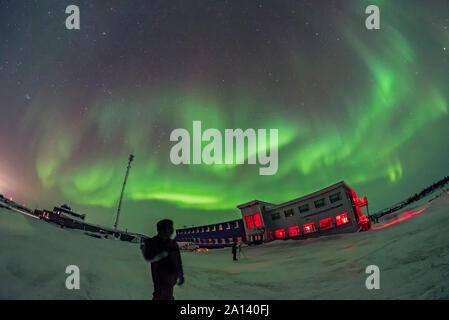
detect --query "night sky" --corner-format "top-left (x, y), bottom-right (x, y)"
top-left (1, 0), bottom-right (448, 235)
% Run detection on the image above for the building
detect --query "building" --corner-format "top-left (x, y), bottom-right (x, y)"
top-left (53, 204), bottom-right (86, 222)
top-left (238, 181), bottom-right (370, 242)
top-left (35, 205), bottom-right (147, 243)
top-left (174, 181), bottom-right (370, 247)
top-left (175, 218), bottom-right (246, 248)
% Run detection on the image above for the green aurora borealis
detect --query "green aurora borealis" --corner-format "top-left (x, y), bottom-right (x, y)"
top-left (0, 0), bottom-right (448, 234)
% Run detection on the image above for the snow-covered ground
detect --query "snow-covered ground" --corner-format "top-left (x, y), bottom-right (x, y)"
top-left (1, 192), bottom-right (449, 299)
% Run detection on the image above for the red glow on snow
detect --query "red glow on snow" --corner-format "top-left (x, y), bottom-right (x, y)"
top-left (372, 208), bottom-right (426, 230)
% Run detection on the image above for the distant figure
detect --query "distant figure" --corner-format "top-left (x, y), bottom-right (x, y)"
top-left (238, 242), bottom-right (245, 258)
top-left (141, 219), bottom-right (184, 300)
top-left (232, 242), bottom-right (238, 261)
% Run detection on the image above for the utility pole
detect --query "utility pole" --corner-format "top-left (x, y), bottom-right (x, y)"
top-left (114, 154), bottom-right (134, 230)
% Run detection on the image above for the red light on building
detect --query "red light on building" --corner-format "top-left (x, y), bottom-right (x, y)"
top-left (288, 226), bottom-right (300, 236)
top-left (275, 229), bottom-right (286, 238)
top-left (319, 218), bottom-right (333, 229)
top-left (253, 213), bottom-right (262, 227)
top-left (245, 215), bottom-right (254, 228)
top-left (303, 223), bottom-right (316, 234)
top-left (336, 212), bottom-right (349, 226)
top-left (245, 213), bottom-right (263, 229)
top-left (358, 215), bottom-right (371, 231)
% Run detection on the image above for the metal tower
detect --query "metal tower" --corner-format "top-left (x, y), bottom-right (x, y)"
top-left (114, 154), bottom-right (134, 230)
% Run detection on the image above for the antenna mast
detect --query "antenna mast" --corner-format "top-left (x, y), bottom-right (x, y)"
top-left (114, 154), bottom-right (134, 230)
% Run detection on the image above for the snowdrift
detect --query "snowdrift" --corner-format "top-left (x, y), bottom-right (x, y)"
top-left (1, 193), bottom-right (448, 299)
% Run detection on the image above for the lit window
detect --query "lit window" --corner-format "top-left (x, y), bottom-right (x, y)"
top-left (336, 212), bottom-right (349, 225)
top-left (212, 226), bottom-right (216, 231)
top-left (288, 226), bottom-right (300, 236)
top-left (206, 226), bottom-right (210, 232)
top-left (275, 229), bottom-right (286, 238)
top-left (329, 192), bottom-right (342, 203)
top-left (253, 213), bottom-right (263, 227)
top-left (298, 204), bottom-right (309, 213)
top-left (320, 218), bottom-right (333, 229)
top-left (271, 212), bottom-right (281, 220)
top-left (245, 215), bottom-right (254, 228)
top-left (314, 198), bottom-right (326, 208)
top-left (219, 224), bottom-right (223, 231)
top-left (221, 238), bottom-right (225, 243)
top-left (303, 223), bottom-right (316, 234)
top-left (228, 237), bottom-right (233, 243)
top-left (284, 209), bottom-right (294, 218)
top-left (235, 221), bottom-right (239, 228)
top-left (226, 223), bottom-right (231, 230)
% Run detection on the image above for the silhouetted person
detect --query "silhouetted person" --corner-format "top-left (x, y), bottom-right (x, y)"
top-left (238, 242), bottom-right (246, 258)
top-left (232, 242), bottom-right (237, 261)
top-left (141, 219), bottom-right (184, 300)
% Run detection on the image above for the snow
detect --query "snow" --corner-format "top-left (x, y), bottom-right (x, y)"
top-left (1, 192), bottom-right (449, 299)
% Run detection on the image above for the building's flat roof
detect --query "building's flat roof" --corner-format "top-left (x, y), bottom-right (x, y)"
top-left (237, 181), bottom-right (351, 211)
top-left (236, 200), bottom-right (275, 210)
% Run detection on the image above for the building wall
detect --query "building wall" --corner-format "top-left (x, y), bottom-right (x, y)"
top-left (263, 185), bottom-right (359, 238)
top-left (175, 218), bottom-right (245, 247)
top-left (238, 182), bottom-right (366, 242)
top-left (176, 182), bottom-right (367, 246)
top-left (239, 204), bottom-right (267, 242)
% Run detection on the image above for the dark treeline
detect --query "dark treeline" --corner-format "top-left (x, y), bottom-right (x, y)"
top-left (372, 175), bottom-right (449, 222)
